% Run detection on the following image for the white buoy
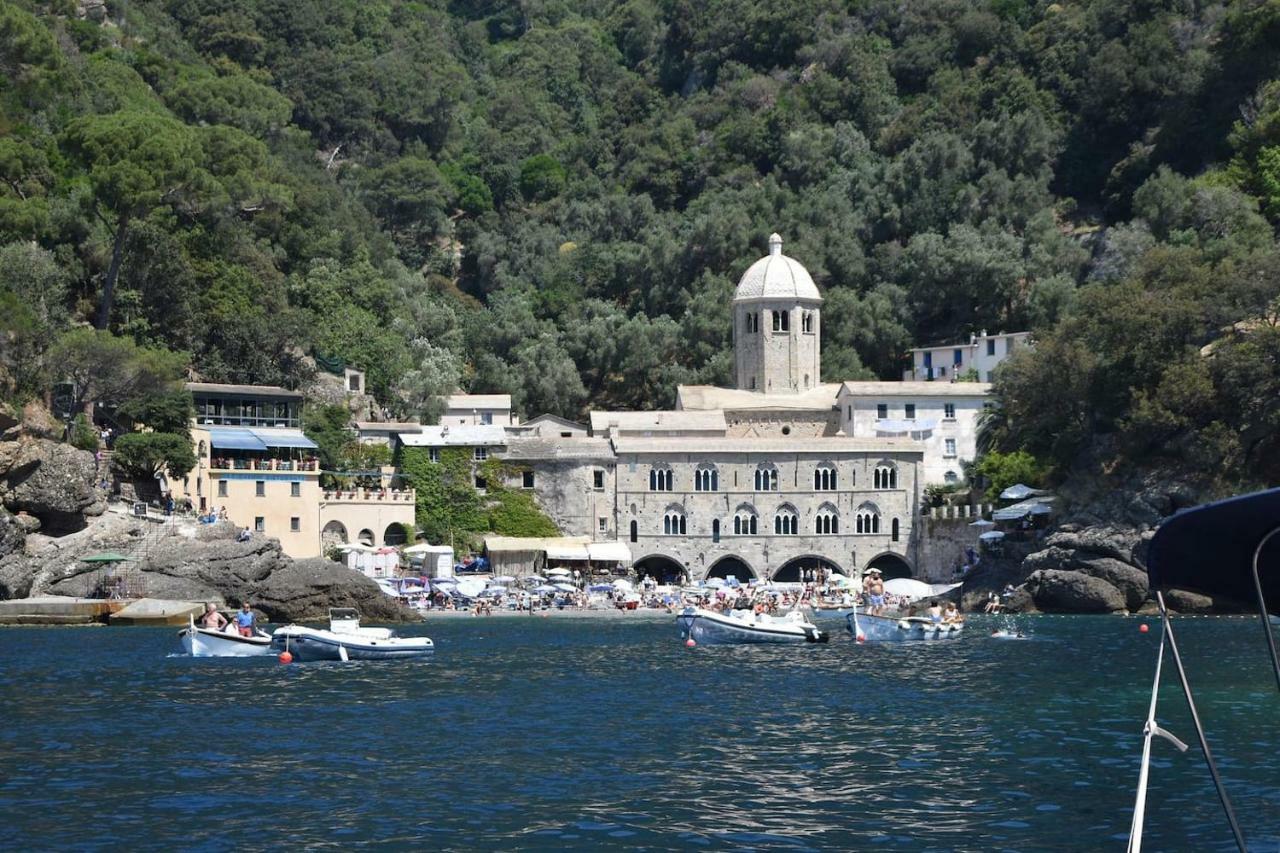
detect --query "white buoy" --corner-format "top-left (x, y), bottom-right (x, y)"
top-left (338, 645), bottom-right (349, 662)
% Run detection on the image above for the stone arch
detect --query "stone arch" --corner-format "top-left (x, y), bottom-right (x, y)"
top-left (358, 528), bottom-right (375, 546)
top-left (383, 523), bottom-right (407, 546)
top-left (633, 554), bottom-right (686, 584)
top-left (865, 551), bottom-right (912, 579)
top-left (773, 554), bottom-right (845, 583)
top-left (322, 520), bottom-right (348, 550)
top-left (706, 555), bottom-right (756, 581)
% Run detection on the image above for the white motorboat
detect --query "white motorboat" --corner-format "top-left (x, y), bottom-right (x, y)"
top-left (677, 607), bottom-right (829, 645)
top-left (271, 608), bottom-right (434, 661)
top-left (846, 608), bottom-right (964, 642)
top-left (178, 615), bottom-right (273, 657)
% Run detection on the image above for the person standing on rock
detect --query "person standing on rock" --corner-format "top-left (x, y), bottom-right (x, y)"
top-left (234, 603), bottom-right (257, 637)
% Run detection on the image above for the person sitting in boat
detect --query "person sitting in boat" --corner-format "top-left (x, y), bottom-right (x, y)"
top-left (942, 602), bottom-right (961, 624)
top-left (234, 603), bottom-right (257, 637)
top-left (200, 602), bottom-right (228, 631)
top-left (927, 601), bottom-right (943, 624)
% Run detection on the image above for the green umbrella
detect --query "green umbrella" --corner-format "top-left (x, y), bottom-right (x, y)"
top-left (81, 552), bottom-right (134, 563)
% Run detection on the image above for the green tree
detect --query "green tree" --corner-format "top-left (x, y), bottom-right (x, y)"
top-left (972, 449), bottom-right (1045, 502)
top-left (112, 432), bottom-right (198, 479)
top-left (47, 328), bottom-right (186, 414)
top-left (519, 154), bottom-right (567, 201)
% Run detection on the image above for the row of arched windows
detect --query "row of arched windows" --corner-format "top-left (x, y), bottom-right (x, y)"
top-left (634, 504), bottom-right (899, 540)
top-left (650, 463), bottom-right (900, 492)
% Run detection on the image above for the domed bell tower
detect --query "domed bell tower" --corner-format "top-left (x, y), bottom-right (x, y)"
top-left (733, 233), bottom-right (822, 393)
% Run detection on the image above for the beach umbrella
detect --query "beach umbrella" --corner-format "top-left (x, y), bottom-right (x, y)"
top-left (588, 584), bottom-right (614, 592)
top-left (883, 578), bottom-right (935, 599)
top-left (704, 578), bottom-right (726, 589)
top-left (533, 585), bottom-right (558, 594)
top-left (612, 578), bottom-right (634, 592)
top-left (979, 530), bottom-right (1006, 542)
top-left (546, 567), bottom-right (572, 576)
top-left (336, 542), bottom-right (376, 553)
top-left (968, 519), bottom-right (996, 528)
top-left (999, 483), bottom-right (1049, 501)
top-left (455, 578), bottom-right (486, 598)
top-left (402, 543), bottom-right (435, 555)
top-left (553, 583), bottom-right (577, 592)
top-left (524, 575), bottom-right (547, 583)
top-left (491, 575), bottom-right (516, 584)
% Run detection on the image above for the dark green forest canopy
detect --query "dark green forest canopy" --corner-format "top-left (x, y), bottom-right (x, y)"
top-left (2, 0), bottom-right (1280, 488)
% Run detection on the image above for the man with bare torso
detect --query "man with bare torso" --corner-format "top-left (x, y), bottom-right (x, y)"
top-left (200, 602), bottom-right (228, 631)
top-left (864, 569), bottom-right (885, 615)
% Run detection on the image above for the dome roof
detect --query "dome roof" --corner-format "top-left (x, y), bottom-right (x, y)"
top-left (733, 233), bottom-right (822, 303)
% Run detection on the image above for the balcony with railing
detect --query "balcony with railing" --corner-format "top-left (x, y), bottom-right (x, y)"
top-left (209, 457), bottom-right (320, 472)
top-left (321, 488), bottom-right (417, 504)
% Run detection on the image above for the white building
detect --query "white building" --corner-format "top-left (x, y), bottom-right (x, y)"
top-left (903, 331), bottom-right (1032, 382)
top-left (441, 393), bottom-right (514, 427)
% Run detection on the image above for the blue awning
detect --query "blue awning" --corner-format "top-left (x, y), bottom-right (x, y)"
top-left (251, 429), bottom-right (318, 449)
top-left (207, 427), bottom-right (268, 451)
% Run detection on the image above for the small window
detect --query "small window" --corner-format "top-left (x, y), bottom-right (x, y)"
top-left (905, 404), bottom-right (916, 420)
top-left (560, 432), bottom-right (572, 438)
top-left (629, 520), bottom-right (638, 542)
top-left (749, 376), bottom-right (757, 390)
top-left (254, 516), bottom-right (265, 532)
top-left (429, 448), bottom-right (440, 463)
top-left (876, 404), bottom-right (888, 419)
top-left (290, 517), bottom-right (300, 532)
top-left (255, 481), bottom-right (265, 497)
top-left (712, 519), bottom-right (721, 542)
top-left (944, 403), bottom-right (956, 419)
top-left (474, 447), bottom-right (488, 461)
top-left (1007, 336), bottom-right (1017, 351)
top-left (846, 405), bottom-right (852, 420)
top-left (217, 480), bottom-right (228, 497)
top-left (987, 338), bottom-right (996, 356)
top-left (481, 412), bottom-right (493, 425)
top-left (593, 470), bottom-right (605, 490)
top-left (290, 482), bottom-right (301, 497)
top-left (945, 438), bottom-right (957, 457)
top-left (598, 517), bottom-right (608, 533)
top-left (939, 366), bottom-right (946, 377)
top-left (474, 475), bottom-right (486, 489)
top-left (953, 348), bottom-right (963, 365)
top-left (522, 471), bottom-right (535, 489)
top-left (349, 374), bottom-right (361, 391)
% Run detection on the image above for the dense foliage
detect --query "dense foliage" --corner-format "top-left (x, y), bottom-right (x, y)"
top-left (3, 0), bottom-right (1280, 490)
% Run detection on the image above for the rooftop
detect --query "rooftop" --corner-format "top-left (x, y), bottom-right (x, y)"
top-left (610, 436), bottom-right (923, 455)
top-left (839, 381), bottom-right (994, 398)
top-left (676, 384), bottom-right (840, 412)
top-left (444, 393), bottom-right (512, 410)
top-left (398, 425), bottom-right (509, 447)
top-left (186, 381), bottom-right (302, 399)
top-left (589, 410), bottom-right (727, 435)
top-left (502, 437), bottom-right (615, 461)
top-left (354, 421), bottom-right (423, 433)
top-left (734, 233), bottom-right (822, 303)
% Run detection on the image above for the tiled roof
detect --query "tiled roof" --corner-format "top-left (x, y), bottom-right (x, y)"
top-left (676, 384), bottom-right (840, 411)
top-left (838, 381), bottom-right (993, 397)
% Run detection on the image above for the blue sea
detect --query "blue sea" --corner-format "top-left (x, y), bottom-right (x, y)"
top-left (0, 614), bottom-right (1277, 851)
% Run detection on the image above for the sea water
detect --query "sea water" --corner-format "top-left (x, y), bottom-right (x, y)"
top-left (0, 615), bottom-right (1276, 850)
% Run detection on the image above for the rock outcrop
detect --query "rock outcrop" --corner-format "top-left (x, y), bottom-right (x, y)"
top-left (1025, 569), bottom-right (1127, 613)
top-left (0, 438), bottom-right (105, 533)
top-left (251, 558), bottom-right (418, 623)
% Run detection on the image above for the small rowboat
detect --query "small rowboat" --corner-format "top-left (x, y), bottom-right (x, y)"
top-left (178, 615), bottom-right (273, 657)
top-left (271, 609), bottom-right (434, 662)
top-left (846, 609), bottom-right (964, 642)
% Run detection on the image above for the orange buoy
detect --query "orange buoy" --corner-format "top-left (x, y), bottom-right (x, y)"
top-left (278, 650), bottom-right (293, 664)
top-left (1139, 624), bottom-right (1149, 634)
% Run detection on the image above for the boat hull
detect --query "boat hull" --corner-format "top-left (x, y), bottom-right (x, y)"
top-left (179, 625), bottom-right (273, 657)
top-left (677, 609), bottom-right (828, 645)
top-left (846, 612), bottom-right (964, 642)
top-left (271, 627), bottom-right (434, 661)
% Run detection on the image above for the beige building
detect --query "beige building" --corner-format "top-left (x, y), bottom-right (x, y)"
top-left (441, 393), bottom-right (514, 427)
top-left (176, 382), bottom-right (413, 559)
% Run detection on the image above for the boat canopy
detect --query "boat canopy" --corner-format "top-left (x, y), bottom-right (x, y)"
top-left (1147, 487), bottom-right (1279, 614)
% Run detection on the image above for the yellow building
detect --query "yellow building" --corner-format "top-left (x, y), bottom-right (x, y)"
top-left (174, 383), bottom-right (415, 559)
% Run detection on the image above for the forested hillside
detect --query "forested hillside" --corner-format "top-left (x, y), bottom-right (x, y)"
top-left (2, 0), bottom-right (1279, 488)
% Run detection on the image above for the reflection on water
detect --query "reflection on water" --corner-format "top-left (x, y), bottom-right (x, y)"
top-left (0, 616), bottom-right (1277, 850)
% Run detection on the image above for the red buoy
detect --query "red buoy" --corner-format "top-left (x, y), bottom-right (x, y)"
top-left (856, 633), bottom-right (866, 644)
top-left (685, 638), bottom-right (696, 648)
top-left (1139, 624), bottom-right (1149, 634)
top-left (278, 650), bottom-right (293, 664)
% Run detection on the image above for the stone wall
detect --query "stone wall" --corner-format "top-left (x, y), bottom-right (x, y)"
top-left (915, 509), bottom-right (991, 583)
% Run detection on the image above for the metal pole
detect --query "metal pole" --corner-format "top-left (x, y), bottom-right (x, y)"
top-left (1250, 526), bottom-right (1280, 692)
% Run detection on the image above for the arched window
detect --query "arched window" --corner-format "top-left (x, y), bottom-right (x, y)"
top-left (944, 470), bottom-right (958, 484)
top-left (754, 463), bottom-right (779, 492)
top-left (649, 465), bottom-right (673, 492)
top-left (891, 517), bottom-right (900, 542)
top-left (855, 503), bottom-right (881, 535)
top-left (774, 505), bottom-right (798, 535)
top-left (694, 463), bottom-right (719, 492)
top-left (873, 463), bottom-right (898, 490)
top-left (712, 519), bottom-right (720, 543)
top-left (802, 312), bottom-right (813, 333)
top-left (663, 506), bottom-right (687, 536)
top-left (629, 520), bottom-right (638, 542)
top-left (813, 463), bottom-right (837, 491)
top-left (815, 503), bottom-right (839, 535)
top-left (733, 504), bottom-right (758, 535)
top-left (771, 310), bottom-right (790, 332)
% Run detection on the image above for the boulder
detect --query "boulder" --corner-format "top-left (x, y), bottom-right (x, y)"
top-left (1042, 527), bottom-right (1144, 564)
top-left (960, 555), bottom-right (1038, 613)
top-left (250, 558), bottom-right (419, 623)
top-left (0, 438), bottom-right (105, 533)
top-left (1027, 569), bottom-right (1127, 613)
top-left (1076, 557), bottom-right (1149, 611)
top-left (0, 507), bottom-right (26, 567)
top-left (1161, 588), bottom-right (1252, 614)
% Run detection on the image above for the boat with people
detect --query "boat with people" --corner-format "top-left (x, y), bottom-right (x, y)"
top-left (845, 608), bottom-right (964, 642)
top-left (178, 614), bottom-right (273, 657)
top-left (271, 608), bottom-right (434, 661)
top-left (677, 606), bottom-right (829, 644)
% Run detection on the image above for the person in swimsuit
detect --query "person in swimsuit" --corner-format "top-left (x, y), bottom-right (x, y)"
top-left (943, 602), bottom-right (961, 624)
top-left (865, 569), bottom-right (885, 615)
top-left (200, 602), bottom-right (228, 631)
top-left (927, 601), bottom-right (943, 623)
top-left (234, 603), bottom-right (257, 637)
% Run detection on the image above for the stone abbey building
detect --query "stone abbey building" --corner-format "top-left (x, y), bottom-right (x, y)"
top-left (406, 233), bottom-right (993, 583)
